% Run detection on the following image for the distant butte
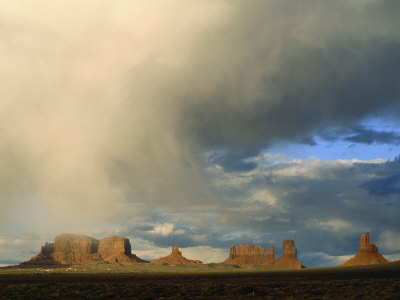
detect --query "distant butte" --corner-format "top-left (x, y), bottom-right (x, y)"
top-left (150, 245), bottom-right (202, 265)
top-left (224, 240), bottom-right (303, 269)
top-left (340, 232), bottom-right (388, 267)
top-left (21, 233), bottom-right (146, 266)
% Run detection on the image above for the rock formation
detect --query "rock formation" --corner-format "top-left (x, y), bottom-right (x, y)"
top-left (224, 240), bottom-right (302, 269)
top-left (51, 234), bottom-right (101, 264)
top-left (340, 232), bottom-right (388, 267)
top-left (98, 236), bottom-right (141, 265)
top-left (150, 245), bottom-right (202, 265)
top-left (21, 234), bottom-right (145, 266)
top-left (266, 245), bottom-right (275, 265)
top-left (273, 240), bottom-right (302, 269)
top-left (224, 245), bottom-right (266, 265)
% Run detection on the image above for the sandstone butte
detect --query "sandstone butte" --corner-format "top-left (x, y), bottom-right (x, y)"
top-left (150, 245), bottom-right (202, 265)
top-left (21, 234), bottom-right (146, 266)
top-left (224, 240), bottom-right (303, 269)
top-left (340, 232), bottom-right (388, 267)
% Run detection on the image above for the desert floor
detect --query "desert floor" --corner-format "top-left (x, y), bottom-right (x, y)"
top-left (1, 262), bottom-right (400, 299)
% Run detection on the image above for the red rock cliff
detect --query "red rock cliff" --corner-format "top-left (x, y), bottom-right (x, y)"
top-left (266, 245), bottom-right (275, 265)
top-left (223, 240), bottom-right (302, 269)
top-left (224, 245), bottom-right (266, 265)
top-left (52, 234), bottom-right (100, 264)
top-left (98, 236), bottom-right (144, 265)
top-left (273, 240), bottom-right (302, 269)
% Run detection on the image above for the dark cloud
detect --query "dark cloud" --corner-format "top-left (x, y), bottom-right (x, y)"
top-left (207, 149), bottom-right (259, 172)
top-left (117, 156), bottom-right (400, 266)
top-left (179, 0), bottom-right (400, 159)
top-left (362, 171), bottom-right (400, 196)
top-left (344, 126), bottom-right (400, 145)
top-left (321, 125), bottom-right (400, 145)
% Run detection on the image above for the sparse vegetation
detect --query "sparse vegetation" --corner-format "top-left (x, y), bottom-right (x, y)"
top-left (1, 262), bottom-right (400, 299)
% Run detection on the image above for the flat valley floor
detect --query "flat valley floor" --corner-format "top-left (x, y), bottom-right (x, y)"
top-left (1, 262), bottom-right (400, 299)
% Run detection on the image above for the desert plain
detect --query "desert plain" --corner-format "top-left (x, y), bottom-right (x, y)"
top-left (1, 262), bottom-right (400, 299)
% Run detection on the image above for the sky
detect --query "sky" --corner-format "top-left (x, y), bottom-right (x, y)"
top-left (1, 0), bottom-right (400, 267)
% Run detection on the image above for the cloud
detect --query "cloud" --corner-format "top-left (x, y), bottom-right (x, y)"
top-left (132, 245), bottom-right (228, 263)
top-left (251, 189), bottom-right (277, 207)
top-left (1, 1), bottom-right (400, 266)
top-left (379, 231), bottom-right (400, 253)
top-left (344, 127), bottom-right (400, 145)
top-left (2, 0), bottom-right (400, 225)
top-left (122, 156), bottom-right (400, 264)
top-left (313, 219), bottom-right (353, 232)
top-left (180, 0), bottom-right (400, 155)
top-left (0, 232), bottom-right (55, 262)
top-left (320, 125), bottom-right (400, 145)
top-left (3, 155), bottom-right (400, 267)
top-left (362, 171), bottom-right (400, 196)
top-left (300, 252), bottom-right (353, 268)
top-left (148, 223), bottom-right (185, 237)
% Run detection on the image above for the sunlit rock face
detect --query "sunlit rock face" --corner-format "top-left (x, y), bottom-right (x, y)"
top-left (265, 245), bottom-right (275, 265)
top-left (21, 234), bottom-right (145, 266)
top-left (273, 240), bottom-right (302, 269)
top-left (98, 236), bottom-right (142, 265)
top-left (223, 240), bottom-right (302, 269)
top-left (52, 234), bottom-right (100, 264)
top-left (340, 232), bottom-right (388, 267)
top-left (150, 245), bottom-right (202, 265)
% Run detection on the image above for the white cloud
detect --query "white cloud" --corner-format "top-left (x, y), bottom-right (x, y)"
top-left (148, 223), bottom-right (185, 237)
top-left (313, 219), bottom-right (352, 232)
top-left (252, 189), bottom-right (277, 207)
top-left (149, 223), bottom-right (175, 236)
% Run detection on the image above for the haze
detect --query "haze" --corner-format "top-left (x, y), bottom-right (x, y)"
top-left (1, 0), bottom-right (400, 267)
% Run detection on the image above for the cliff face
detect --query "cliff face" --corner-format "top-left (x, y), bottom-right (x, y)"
top-left (273, 240), bottom-right (302, 269)
top-left (150, 246), bottom-right (202, 265)
top-left (224, 245), bottom-right (265, 265)
top-left (98, 236), bottom-right (144, 265)
top-left (223, 240), bottom-right (302, 269)
top-left (340, 232), bottom-right (388, 267)
top-left (21, 234), bottom-right (145, 266)
top-left (266, 245), bottom-right (275, 265)
top-left (52, 234), bottom-right (101, 264)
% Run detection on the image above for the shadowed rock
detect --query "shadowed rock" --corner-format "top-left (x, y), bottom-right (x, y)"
top-left (340, 232), bottom-right (388, 267)
top-left (224, 245), bottom-right (265, 265)
top-left (150, 245), bottom-right (202, 265)
top-left (21, 234), bottom-right (145, 266)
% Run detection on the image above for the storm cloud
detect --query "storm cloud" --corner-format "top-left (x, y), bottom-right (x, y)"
top-left (1, 0), bottom-right (400, 266)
